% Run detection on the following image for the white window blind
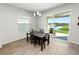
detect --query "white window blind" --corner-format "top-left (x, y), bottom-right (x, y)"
top-left (18, 16), bottom-right (30, 33)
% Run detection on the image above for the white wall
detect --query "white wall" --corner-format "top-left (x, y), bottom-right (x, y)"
top-left (0, 3), bottom-right (79, 47)
top-left (0, 4), bottom-right (36, 46)
top-left (37, 4), bottom-right (79, 45)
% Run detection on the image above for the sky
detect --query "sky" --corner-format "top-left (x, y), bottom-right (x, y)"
top-left (48, 16), bottom-right (70, 23)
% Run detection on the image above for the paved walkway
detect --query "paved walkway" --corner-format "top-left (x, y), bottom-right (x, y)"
top-left (54, 33), bottom-right (68, 41)
top-left (55, 33), bottom-right (68, 36)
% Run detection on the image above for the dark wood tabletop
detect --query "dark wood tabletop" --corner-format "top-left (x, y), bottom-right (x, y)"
top-left (32, 31), bottom-right (46, 38)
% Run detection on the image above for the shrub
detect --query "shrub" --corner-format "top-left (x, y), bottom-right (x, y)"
top-left (59, 25), bottom-right (69, 31)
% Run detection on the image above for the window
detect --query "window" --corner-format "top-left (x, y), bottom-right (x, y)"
top-left (18, 16), bottom-right (30, 33)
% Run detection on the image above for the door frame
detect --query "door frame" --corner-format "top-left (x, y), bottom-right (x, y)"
top-left (46, 9), bottom-right (72, 41)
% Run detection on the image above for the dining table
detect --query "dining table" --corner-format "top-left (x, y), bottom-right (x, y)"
top-left (27, 31), bottom-right (49, 51)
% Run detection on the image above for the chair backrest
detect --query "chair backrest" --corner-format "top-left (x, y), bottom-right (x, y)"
top-left (40, 29), bottom-right (44, 33)
top-left (30, 29), bottom-right (34, 35)
top-left (45, 33), bottom-right (50, 40)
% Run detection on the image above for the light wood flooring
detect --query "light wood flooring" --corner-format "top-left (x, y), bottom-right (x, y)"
top-left (0, 35), bottom-right (79, 55)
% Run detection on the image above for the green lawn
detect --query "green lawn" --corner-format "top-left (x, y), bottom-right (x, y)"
top-left (49, 24), bottom-right (69, 34)
top-left (54, 25), bottom-right (69, 34)
top-left (54, 30), bottom-right (68, 34)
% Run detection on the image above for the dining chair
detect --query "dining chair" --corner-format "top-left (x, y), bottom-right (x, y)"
top-left (30, 29), bottom-right (35, 44)
top-left (36, 29), bottom-right (44, 45)
top-left (40, 29), bottom-right (44, 33)
top-left (43, 33), bottom-right (50, 49)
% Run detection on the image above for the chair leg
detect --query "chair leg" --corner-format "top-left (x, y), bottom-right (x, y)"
top-left (47, 39), bottom-right (49, 45)
top-left (30, 36), bottom-right (32, 44)
top-left (44, 42), bottom-right (46, 49)
top-left (47, 35), bottom-right (50, 45)
top-left (39, 39), bottom-right (40, 45)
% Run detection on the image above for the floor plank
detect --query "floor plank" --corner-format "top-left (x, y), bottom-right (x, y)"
top-left (0, 35), bottom-right (79, 55)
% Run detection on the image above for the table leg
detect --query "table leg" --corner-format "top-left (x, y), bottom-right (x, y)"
top-left (41, 38), bottom-right (43, 51)
top-left (27, 33), bottom-right (28, 42)
top-left (44, 41), bottom-right (46, 49)
top-left (34, 36), bottom-right (36, 47)
top-left (47, 35), bottom-right (50, 45)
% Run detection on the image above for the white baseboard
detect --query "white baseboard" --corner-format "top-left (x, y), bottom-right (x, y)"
top-left (0, 36), bottom-right (26, 47)
top-left (0, 45), bottom-right (2, 48)
top-left (68, 40), bottom-right (79, 45)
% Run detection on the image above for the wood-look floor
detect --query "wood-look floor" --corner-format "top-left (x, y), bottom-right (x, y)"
top-left (0, 35), bottom-right (79, 55)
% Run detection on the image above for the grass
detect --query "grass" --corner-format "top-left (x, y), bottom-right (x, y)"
top-left (49, 24), bottom-right (69, 34)
top-left (54, 25), bottom-right (69, 34)
top-left (54, 30), bottom-right (68, 34)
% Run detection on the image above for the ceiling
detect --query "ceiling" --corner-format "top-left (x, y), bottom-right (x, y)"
top-left (7, 3), bottom-right (66, 12)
